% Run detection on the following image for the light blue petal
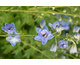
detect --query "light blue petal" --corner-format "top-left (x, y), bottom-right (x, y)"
top-left (55, 21), bottom-right (59, 25)
top-left (48, 23), bottom-right (54, 30)
top-left (11, 23), bottom-right (15, 27)
top-left (36, 28), bottom-right (41, 33)
top-left (5, 23), bottom-right (8, 26)
top-left (16, 31), bottom-right (18, 33)
top-left (40, 20), bottom-right (46, 28)
top-left (42, 40), bottom-right (47, 45)
top-left (18, 39), bottom-right (21, 42)
top-left (10, 42), bottom-right (16, 47)
top-left (34, 35), bottom-right (41, 41)
top-left (52, 21), bottom-right (59, 29)
top-left (50, 44), bottom-right (57, 52)
top-left (6, 36), bottom-right (12, 41)
top-left (1, 27), bottom-right (5, 31)
top-left (43, 25), bottom-right (48, 31)
top-left (64, 26), bottom-right (70, 30)
top-left (13, 31), bottom-right (19, 35)
top-left (48, 34), bottom-right (54, 40)
top-left (14, 36), bottom-right (21, 42)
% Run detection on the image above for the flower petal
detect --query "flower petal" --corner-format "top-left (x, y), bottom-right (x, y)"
top-left (6, 36), bottom-right (13, 41)
top-left (52, 21), bottom-right (59, 29)
top-left (70, 44), bottom-right (77, 54)
top-left (48, 34), bottom-right (54, 40)
top-left (36, 28), bottom-right (41, 33)
top-left (42, 40), bottom-right (47, 45)
top-left (40, 20), bottom-right (46, 28)
top-left (63, 26), bottom-right (70, 30)
top-left (48, 23), bottom-right (54, 30)
top-left (10, 42), bottom-right (16, 47)
top-left (11, 23), bottom-right (15, 27)
top-left (73, 26), bottom-right (79, 33)
top-left (34, 35), bottom-right (41, 41)
top-left (43, 25), bottom-right (48, 31)
top-left (5, 23), bottom-right (9, 26)
top-left (1, 27), bottom-right (5, 31)
top-left (50, 44), bottom-right (57, 52)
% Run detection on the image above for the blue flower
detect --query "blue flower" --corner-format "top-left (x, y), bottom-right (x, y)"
top-left (56, 25), bottom-right (64, 32)
top-left (52, 21), bottom-right (60, 29)
top-left (73, 26), bottom-right (79, 33)
top-left (6, 36), bottom-right (21, 47)
top-left (50, 44), bottom-right (57, 52)
top-left (59, 19), bottom-right (70, 30)
top-left (1, 23), bottom-right (16, 34)
top-left (34, 25), bottom-right (54, 45)
top-left (40, 20), bottom-right (46, 28)
top-left (58, 40), bottom-right (68, 48)
top-left (6, 31), bottom-right (21, 47)
top-left (49, 21), bottom-right (59, 30)
top-left (49, 21), bottom-right (64, 32)
top-left (70, 44), bottom-right (77, 54)
top-left (74, 32), bottom-right (80, 40)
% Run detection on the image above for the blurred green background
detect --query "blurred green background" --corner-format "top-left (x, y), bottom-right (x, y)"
top-left (0, 6), bottom-right (80, 59)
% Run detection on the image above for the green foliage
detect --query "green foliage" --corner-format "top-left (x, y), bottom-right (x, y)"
top-left (0, 6), bottom-right (80, 59)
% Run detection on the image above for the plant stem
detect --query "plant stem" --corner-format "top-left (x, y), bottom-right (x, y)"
top-left (0, 9), bottom-right (80, 17)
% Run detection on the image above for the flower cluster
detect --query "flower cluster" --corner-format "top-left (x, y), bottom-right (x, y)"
top-left (34, 20), bottom-right (68, 52)
top-left (1, 15), bottom-right (79, 55)
top-left (1, 23), bottom-right (21, 47)
top-left (34, 15), bottom-right (79, 54)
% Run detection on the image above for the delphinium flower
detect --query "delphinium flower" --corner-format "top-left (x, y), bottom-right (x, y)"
top-left (73, 26), bottom-right (80, 40)
top-left (60, 14), bottom-right (73, 24)
top-left (34, 20), bottom-right (54, 45)
top-left (40, 20), bottom-right (46, 28)
top-left (58, 40), bottom-right (68, 49)
top-left (56, 14), bottom-right (73, 30)
top-left (1, 23), bottom-right (21, 47)
top-left (50, 44), bottom-right (57, 52)
top-left (56, 25), bottom-right (64, 32)
top-left (73, 26), bottom-right (79, 33)
top-left (74, 33), bottom-right (80, 40)
top-left (6, 31), bottom-right (21, 47)
top-left (49, 21), bottom-right (64, 33)
top-left (70, 44), bottom-right (77, 54)
top-left (1, 23), bottom-right (16, 34)
top-left (59, 19), bottom-right (70, 30)
top-left (63, 15), bottom-right (73, 24)
top-left (49, 21), bottom-right (59, 30)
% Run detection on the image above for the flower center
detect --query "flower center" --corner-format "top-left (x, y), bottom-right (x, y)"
top-left (42, 34), bottom-right (48, 37)
top-left (8, 27), bottom-right (12, 30)
top-left (56, 25), bottom-right (60, 28)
